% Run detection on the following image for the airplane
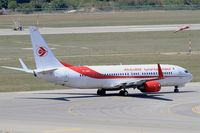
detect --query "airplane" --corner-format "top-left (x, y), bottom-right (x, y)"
top-left (174, 24), bottom-right (190, 33)
top-left (1, 26), bottom-right (193, 96)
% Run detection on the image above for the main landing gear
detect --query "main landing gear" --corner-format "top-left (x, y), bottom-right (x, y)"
top-left (119, 89), bottom-right (128, 96)
top-left (119, 83), bottom-right (128, 96)
top-left (174, 86), bottom-right (179, 93)
top-left (97, 89), bottom-right (106, 96)
top-left (97, 88), bottom-right (129, 96)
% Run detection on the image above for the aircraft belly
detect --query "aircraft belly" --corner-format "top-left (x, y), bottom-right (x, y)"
top-left (67, 77), bottom-right (137, 89)
top-left (66, 77), bottom-right (113, 89)
top-left (159, 77), bottom-right (184, 86)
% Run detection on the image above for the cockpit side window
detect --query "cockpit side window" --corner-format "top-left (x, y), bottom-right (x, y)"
top-left (184, 70), bottom-right (189, 73)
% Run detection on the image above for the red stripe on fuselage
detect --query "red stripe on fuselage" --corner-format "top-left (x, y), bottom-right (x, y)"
top-left (60, 61), bottom-right (165, 79)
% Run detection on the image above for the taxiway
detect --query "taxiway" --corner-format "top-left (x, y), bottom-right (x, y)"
top-left (0, 24), bottom-right (200, 36)
top-left (0, 83), bottom-right (200, 133)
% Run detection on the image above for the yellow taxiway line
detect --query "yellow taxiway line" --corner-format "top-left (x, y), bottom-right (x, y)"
top-left (192, 105), bottom-right (200, 115)
top-left (44, 128), bottom-right (81, 133)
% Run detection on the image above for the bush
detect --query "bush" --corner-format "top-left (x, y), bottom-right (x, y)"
top-left (0, 0), bottom-right (8, 8)
top-left (51, 0), bottom-right (68, 10)
top-left (8, 0), bottom-right (17, 9)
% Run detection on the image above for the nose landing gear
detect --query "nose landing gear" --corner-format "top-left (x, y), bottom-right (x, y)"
top-left (174, 86), bottom-right (179, 93)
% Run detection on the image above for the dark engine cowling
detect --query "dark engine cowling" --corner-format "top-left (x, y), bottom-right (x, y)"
top-left (138, 81), bottom-right (161, 92)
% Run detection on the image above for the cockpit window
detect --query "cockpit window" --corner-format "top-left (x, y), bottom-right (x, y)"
top-left (185, 70), bottom-right (189, 73)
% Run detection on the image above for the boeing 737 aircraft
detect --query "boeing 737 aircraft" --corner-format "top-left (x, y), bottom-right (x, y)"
top-left (1, 26), bottom-right (193, 96)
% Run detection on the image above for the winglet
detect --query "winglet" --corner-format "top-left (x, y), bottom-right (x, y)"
top-left (158, 64), bottom-right (164, 79)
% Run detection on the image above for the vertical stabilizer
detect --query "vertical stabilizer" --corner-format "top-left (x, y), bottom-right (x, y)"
top-left (29, 26), bottom-right (63, 69)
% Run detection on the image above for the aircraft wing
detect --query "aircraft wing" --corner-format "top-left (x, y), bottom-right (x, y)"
top-left (113, 79), bottom-right (149, 89)
top-left (1, 58), bottom-right (57, 74)
top-left (113, 64), bottom-right (164, 89)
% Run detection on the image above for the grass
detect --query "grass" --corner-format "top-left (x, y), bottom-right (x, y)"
top-left (0, 30), bottom-right (200, 92)
top-left (0, 10), bottom-right (200, 28)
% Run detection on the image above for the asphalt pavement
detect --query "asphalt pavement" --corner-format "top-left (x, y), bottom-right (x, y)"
top-left (0, 83), bottom-right (200, 133)
top-left (0, 24), bottom-right (200, 36)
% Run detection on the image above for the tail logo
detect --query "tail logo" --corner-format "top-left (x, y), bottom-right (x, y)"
top-left (36, 46), bottom-right (48, 57)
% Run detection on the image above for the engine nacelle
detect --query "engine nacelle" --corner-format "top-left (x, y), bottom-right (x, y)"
top-left (139, 81), bottom-right (161, 92)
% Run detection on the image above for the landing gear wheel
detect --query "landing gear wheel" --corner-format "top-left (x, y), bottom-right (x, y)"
top-left (124, 90), bottom-right (128, 96)
top-left (97, 89), bottom-right (106, 96)
top-left (174, 88), bottom-right (179, 93)
top-left (119, 90), bottom-right (128, 96)
top-left (174, 86), bottom-right (179, 93)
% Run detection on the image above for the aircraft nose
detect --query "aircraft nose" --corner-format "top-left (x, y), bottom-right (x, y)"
top-left (188, 73), bottom-right (193, 82)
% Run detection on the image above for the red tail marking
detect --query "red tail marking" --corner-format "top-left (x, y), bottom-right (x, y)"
top-left (37, 47), bottom-right (47, 57)
top-left (60, 61), bottom-right (105, 78)
top-left (60, 61), bottom-right (73, 67)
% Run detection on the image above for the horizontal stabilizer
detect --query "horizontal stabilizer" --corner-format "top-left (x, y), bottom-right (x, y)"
top-left (1, 66), bottom-right (33, 73)
top-left (1, 58), bottom-right (33, 74)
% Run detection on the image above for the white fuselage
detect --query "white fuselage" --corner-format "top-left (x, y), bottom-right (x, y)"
top-left (37, 64), bottom-right (193, 89)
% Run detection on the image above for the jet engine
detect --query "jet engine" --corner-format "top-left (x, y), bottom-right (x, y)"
top-left (138, 81), bottom-right (161, 92)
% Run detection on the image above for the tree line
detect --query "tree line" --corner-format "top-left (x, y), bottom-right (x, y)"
top-left (0, 0), bottom-right (200, 10)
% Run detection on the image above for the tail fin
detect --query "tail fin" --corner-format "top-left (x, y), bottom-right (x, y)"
top-left (29, 26), bottom-right (63, 69)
